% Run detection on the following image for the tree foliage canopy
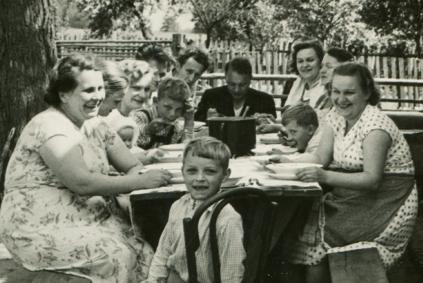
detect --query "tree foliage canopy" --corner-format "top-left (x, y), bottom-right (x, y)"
top-left (359, 0), bottom-right (423, 55)
top-left (75, 0), bottom-right (159, 38)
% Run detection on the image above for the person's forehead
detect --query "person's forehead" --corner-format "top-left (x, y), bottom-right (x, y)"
top-left (322, 54), bottom-right (340, 65)
top-left (76, 70), bottom-right (103, 86)
top-left (226, 70), bottom-right (250, 83)
top-left (159, 97), bottom-right (184, 107)
top-left (297, 48), bottom-right (318, 59)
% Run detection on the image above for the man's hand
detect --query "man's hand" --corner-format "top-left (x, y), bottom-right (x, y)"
top-left (257, 124), bottom-right (282, 134)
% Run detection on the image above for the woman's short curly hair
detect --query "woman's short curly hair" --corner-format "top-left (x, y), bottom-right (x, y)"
top-left (290, 39), bottom-right (324, 75)
top-left (332, 62), bottom-right (381, 106)
top-left (157, 77), bottom-right (191, 103)
top-left (118, 59), bottom-right (156, 86)
top-left (45, 54), bottom-right (102, 107)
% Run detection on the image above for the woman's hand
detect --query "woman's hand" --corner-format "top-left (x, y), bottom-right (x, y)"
top-left (139, 169), bottom-right (172, 188)
top-left (296, 167), bottom-right (327, 183)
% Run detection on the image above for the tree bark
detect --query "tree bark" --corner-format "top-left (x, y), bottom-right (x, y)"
top-left (0, 0), bottom-right (56, 147)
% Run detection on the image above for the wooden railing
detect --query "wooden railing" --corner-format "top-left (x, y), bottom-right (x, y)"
top-left (200, 73), bottom-right (423, 110)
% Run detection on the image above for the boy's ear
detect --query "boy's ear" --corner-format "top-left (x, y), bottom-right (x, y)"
top-left (59, 91), bottom-right (70, 104)
top-left (223, 168), bottom-right (231, 181)
top-left (306, 124), bottom-right (316, 136)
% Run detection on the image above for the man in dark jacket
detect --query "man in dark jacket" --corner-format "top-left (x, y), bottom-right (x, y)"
top-left (194, 57), bottom-right (276, 122)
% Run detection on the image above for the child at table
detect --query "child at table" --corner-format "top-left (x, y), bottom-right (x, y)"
top-left (105, 111), bottom-right (165, 164)
top-left (131, 77), bottom-right (194, 150)
top-left (268, 104), bottom-right (321, 157)
top-left (144, 137), bottom-right (246, 283)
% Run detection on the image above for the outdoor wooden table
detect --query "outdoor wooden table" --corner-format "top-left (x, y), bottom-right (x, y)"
top-left (129, 176), bottom-right (322, 249)
top-left (129, 133), bottom-right (322, 249)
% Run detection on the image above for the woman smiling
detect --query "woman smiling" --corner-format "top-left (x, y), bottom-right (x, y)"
top-left (0, 54), bottom-right (171, 282)
top-left (273, 63), bottom-right (417, 283)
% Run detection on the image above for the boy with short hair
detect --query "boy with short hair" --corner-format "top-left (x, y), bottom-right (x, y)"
top-left (280, 104), bottom-right (321, 153)
top-left (131, 77), bottom-right (194, 149)
top-left (145, 137), bottom-right (246, 283)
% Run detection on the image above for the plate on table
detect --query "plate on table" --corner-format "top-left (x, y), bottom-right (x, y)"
top-left (141, 162), bottom-right (182, 171)
top-left (265, 163), bottom-right (322, 180)
top-left (158, 151), bottom-right (183, 163)
top-left (159, 143), bottom-right (185, 151)
top-left (252, 145), bottom-right (297, 156)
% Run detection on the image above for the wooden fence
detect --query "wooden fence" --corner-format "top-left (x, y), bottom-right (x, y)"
top-left (55, 39), bottom-right (423, 110)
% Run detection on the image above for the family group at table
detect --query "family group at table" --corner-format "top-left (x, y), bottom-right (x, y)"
top-left (0, 38), bottom-right (419, 283)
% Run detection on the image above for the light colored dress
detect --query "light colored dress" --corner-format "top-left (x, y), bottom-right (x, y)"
top-left (0, 107), bottom-right (154, 283)
top-left (288, 105), bottom-right (418, 268)
top-left (284, 77), bottom-right (326, 109)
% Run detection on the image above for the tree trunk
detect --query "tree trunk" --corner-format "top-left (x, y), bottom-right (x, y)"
top-left (0, 0), bottom-right (56, 148)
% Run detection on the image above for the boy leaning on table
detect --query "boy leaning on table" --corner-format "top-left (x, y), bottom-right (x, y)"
top-left (268, 104), bottom-right (322, 157)
top-left (131, 77), bottom-right (195, 150)
top-left (143, 136), bottom-right (246, 283)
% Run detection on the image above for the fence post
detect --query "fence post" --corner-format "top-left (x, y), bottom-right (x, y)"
top-left (172, 33), bottom-right (183, 58)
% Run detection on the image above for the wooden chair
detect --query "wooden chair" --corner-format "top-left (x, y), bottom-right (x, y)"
top-left (183, 187), bottom-right (278, 283)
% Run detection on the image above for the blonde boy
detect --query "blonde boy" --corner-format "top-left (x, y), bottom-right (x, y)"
top-left (145, 137), bottom-right (246, 283)
top-left (281, 104), bottom-right (321, 153)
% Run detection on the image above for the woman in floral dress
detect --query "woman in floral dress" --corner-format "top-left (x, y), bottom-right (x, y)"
top-left (0, 54), bottom-right (172, 283)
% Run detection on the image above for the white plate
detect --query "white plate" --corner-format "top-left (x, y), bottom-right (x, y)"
top-left (157, 151), bottom-right (183, 163)
top-left (159, 143), bottom-right (186, 151)
top-left (252, 145), bottom-right (297, 155)
top-left (265, 163), bottom-right (322, 175)
top-left (141, 162), bottom-right (182, 171)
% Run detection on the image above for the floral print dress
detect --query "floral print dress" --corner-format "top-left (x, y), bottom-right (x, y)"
top-left (0, 107), bottom-right (153, 283)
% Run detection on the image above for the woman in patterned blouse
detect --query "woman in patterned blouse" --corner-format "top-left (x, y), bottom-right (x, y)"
top-left (271, 62), bottom-right (417, 283)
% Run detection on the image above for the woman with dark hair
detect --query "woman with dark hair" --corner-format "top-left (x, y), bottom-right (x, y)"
top-left (135, 43), bottom-right (175, 79)
top-left (284, 39), bottom-right (326, 109)
top-left (315, 47), bottom-right (354, 110)
top-left (271, 62), bottom-right (417, 283)
top-left (0, 54), bottom-right (172, 282)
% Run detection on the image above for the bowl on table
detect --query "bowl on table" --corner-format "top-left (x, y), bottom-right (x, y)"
top-left (265, 163), bottom-right (322, 180)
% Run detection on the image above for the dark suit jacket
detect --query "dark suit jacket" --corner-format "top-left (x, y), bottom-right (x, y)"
top-left (194, 86), bottom-right (276, 122)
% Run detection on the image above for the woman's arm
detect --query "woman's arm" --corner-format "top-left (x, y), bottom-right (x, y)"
top-left (297, 129), bottom-right (391, 191)
top-left (40, 135), bottom-right (171, 196)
